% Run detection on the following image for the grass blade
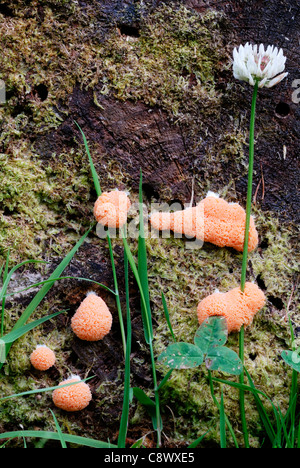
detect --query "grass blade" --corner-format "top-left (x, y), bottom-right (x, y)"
top-left (0, 430), bottom-right (116, 448)
top-left (0, 375), bottom-right (94, 402)
top-left (78, 122), bottom-right (126, 356)
top-left (219, 387), bottom-right (226, 448)
top-left (50, 410), bottom-right (67, 448)
top-left (74, 121), bottom-right (101, 197)
top-left (276, 404), bottom-right (292, 448)
top-left (208, 370), bottom-right (239, 448)
top-left (161, 292), bottom-right (176, 342)
top-left (136, 171), bottom-right (161, 446)
top-left (4, 276), bottom-right (116, 298)
top-left (214, 373), bottom-right (277, 446)
top-left (137, 170), bottom-right (153, 344)
top-left (157, 369), bottom-right (173, 391)
top-left (188, 431), bottom-right (210, 448)
top-left (12, 228), bottom-right (92, 331)
top-left (0, 310), bottom-right (66, 345)
top-left (121, 234), bottom-right (151, 343)
top-left (0, 260), bottom-right (47, 303)
top-left (0, 226), bottom-right (92, 367)
top-left (117, 251), bottom-right (132, 448)
top-left (1, 249), bottom-right (10, 336)
top-left (244, 368), bottom-right (277, 446)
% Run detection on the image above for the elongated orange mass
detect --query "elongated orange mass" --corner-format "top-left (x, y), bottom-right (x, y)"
top-left (197, 282), bottom-right (266, 333)
top-left (150, 195), bottom-right (258, 252)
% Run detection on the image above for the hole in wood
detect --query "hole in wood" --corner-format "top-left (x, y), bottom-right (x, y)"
top-left (0, 3), bottom-right (14, 16)
top-left (275, 101), bottom-right (290, 118)
top-left (34, 84), bottom-right (48, 101)
top-left (118, 24), bottom-right (140, 38)
top-left (268, 295), bottom-right (284, 310)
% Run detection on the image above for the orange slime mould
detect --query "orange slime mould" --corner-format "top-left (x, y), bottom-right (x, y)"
top-left (197, 282), bottom-right (266, 333)
top-left (52, 375), bottom-right (92, 412)
top-left (150, 193), bottom-right (259, 252)
top-left (30, 345), bottom-right (56, 371)
top-left (94, 190), bottom-right (131, 228)
top-left (71, 292), bottom-right (113, 341)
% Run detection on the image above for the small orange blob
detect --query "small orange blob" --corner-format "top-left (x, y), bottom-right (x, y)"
top-left (52, 375), bottom-right (92, 412)
top-left (30, 345), bottom-right (56, 371)
top-left (71, 292), bottom-right (113, 341)
top-left (150, 193), bottom-right (258, 252)
top-left (94, 190), bottom-right (131, 228)
top-left (197, 282), bottom-right (266, 333)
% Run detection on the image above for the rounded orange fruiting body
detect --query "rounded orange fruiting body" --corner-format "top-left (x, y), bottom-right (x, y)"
top-left (71, 292), bottom-right (113, 341)
top-left (197, 282), bottom-right (266, 333)
top-left (30, 345), bottom-right (56, 371)
top-left (94, 190), bottom-right (131, 228)
top-left (52, 375), bottom-right (92, 412)
top-left (150, 194), bottom-right (258, 252)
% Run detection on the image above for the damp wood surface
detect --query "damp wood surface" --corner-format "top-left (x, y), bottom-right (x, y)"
top-left (0, 0), bottom-right (299, 448)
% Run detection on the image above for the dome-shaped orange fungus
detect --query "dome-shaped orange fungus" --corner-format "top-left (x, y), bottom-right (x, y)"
top-left (52, 375), bottom-right (92, 412)
top-left (30, 345), bottom-right (56, 371)
top-left (71, 292), bottom-right (113, 341)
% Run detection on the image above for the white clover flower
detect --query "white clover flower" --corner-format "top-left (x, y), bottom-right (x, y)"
top-left (233, 43), bottom-right (288, 88)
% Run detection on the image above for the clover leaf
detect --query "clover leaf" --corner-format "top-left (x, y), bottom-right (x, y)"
top-left (157, 316), bottom-right (243, 376)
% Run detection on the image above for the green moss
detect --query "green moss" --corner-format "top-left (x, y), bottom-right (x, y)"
top-left (141, 202), bottom-right (298, 446)
top-left (0, 145), bottom-right (92, 263)
top-left (0, 2), bottom-right (230, 263)
top-left (100, 5), bottom-right (227, 123)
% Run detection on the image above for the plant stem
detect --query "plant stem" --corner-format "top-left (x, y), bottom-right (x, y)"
top-left (239, 80), bottom-right (259, 448)
top-left (75, 120), bottom-right (127, 358)
top-left (1, 250), bottom-right (10, 337)
top-left (117, 251), bottom-right (132, 448)
top-left (152, 344), bottom-right (162, 447)
top-left (207, 370), bottom-right (239, 448)
top-left (240, 81), bottom-right (259, 291)
top-left (107, 233), bottom-right (127, 358)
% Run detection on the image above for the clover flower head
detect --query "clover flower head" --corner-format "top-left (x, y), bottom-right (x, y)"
top-left (233, 43), bottom-right (288, 88)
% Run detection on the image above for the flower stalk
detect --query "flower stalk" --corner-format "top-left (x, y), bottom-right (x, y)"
top-left (239, 80), bottom-right (259, 448)
top-left (240, 80), bottom-right (259, 291)
top-left (233, 42), bottom-right (288, 447)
